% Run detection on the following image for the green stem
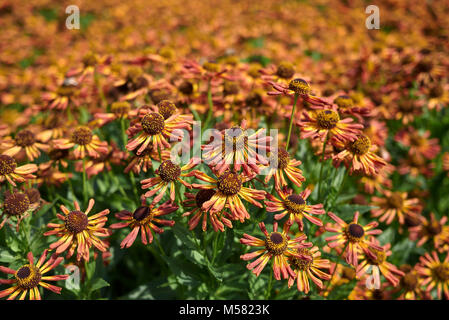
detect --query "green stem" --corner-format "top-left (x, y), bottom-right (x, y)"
top-left (265, 262), bottom-right (274, 299)
top-left (324, 242), bottom-right (349, 293)
top-left (120, 116), bottom-right (127, 150)
top-left (154, 236), bottom-right (166, 256)
top-left (204, 80), bottom-right (213, 128)
top-left (285, 93), bottom-right (299, 150)
top-left (67, 106), bottom-right (73, 121)
top-left (317, 132), bottom-right (329, 200)
top-left (129, 171), bottom-right (140, 204)
top-left (211, 232), bottom-right (219, 264)
top-left (82, 157), bottom-right (87, 205)
top-left (95, 71), bottom-right (107, 108)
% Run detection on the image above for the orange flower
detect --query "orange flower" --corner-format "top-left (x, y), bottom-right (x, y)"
top-left (0, 190), bottom-right (39, 231)
top-left (44, 199), bottom-right (110, 262)
top-left (409, 213), bottom-right (449, 251)
top-left (0, 155), bottom-right (37, 186)
top-left (371, 190), bottom-right (422, 225)
top-left (356, 237), bottom-right (404, 287)
top-left (0, 250), bottom-right (68, 300)
top-left (240, 222), bottom-right (312, 280)
top-left (126, 105), bottom-right (192, 155)
top-left (110, 200), bottom-right (178, 248)
top-left (265, 188), bottom-right (324, 231)
top-left (263, 147), bottom-right (305, 191)
top-left (325, 211), bottom-right (383, 267)
top-left (191, 169), bottom-right (265, 222)
top-left (299, 109), bottom-right (363, 143)
top-left (53, 125), bottom-right (108, 159)
top-left (287, 245), bottom-right (331, 293)
top-left (416, 251), bottom-right (449, 299)
top-left (202, 120), bottom-right (272, 176)
top-left (182, 189), bottom-right (233, 232)
top-left (1, 129), bottom-right (50, 161)
top-left (141, 159), bottom-right (197, 204)
top-left (333, 134), bottom-right (386, 176)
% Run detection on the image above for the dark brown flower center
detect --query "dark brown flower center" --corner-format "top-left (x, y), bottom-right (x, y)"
top-left (15, 265), bottom-right (41, 289)
top-left (433, 263), bottom-right (449, 282)
top-left (366, 248), bottom-right (386, 265)
top-left (276, 62), bottom-right (295, 79)
top-left (25, 188), bottom-right (41, 204)
top-left (334, 95), bottom-right (354, 109)
top-left (4, 192), bottom-right (30, 216)
top-left (149, 89), bottom-right (170, 104)
top-left (15, 130), bottom-right (35, 147)
top-left (56, 85), bottom-right (76, 97)
top-left (316, 110), bottom-right (339, 129)
top-left (157, 100), bottom-right (177, 119)
top-left (141, 113), bottom-right (165, 135)
top-left (429, 85), bottom-right (443, 98)
top-left (217, 171), bottom-right (242, 196)
top-left (223, 81), bottom-right (239, 96)
top-left (72, 126), bottom-right (93, 145)
top-left (203, 61), bottom-right (220, 72)
top-left (284, 194), bottom-right (306, 214)
top-left (127, 66), bottom-right (143, 82)
top-left (245, 91), bottom-right (263, 108)
top-left (387, 192), bottom-right (404, 209)
top-left (265, 232), bottom-right (288, 255)
top-left (269, 148), bottom-right (289, 170)
top-left (65, 210), bottom-right (88, 233)
top-left (288, 78), bottom-right (310, 95)
top-left (342, 266), bottom-right (356, 280)
top-left (404, 213), bottom-right (422, 227)
top-left (398, 100), bottom-right (415, 112)
top-left (415, 60), bottom-right (433, 73)
top-left (401, 272), bottom-right (418, 291)
top-left (178, 81), bottom-right (194, 95)
top-left (133, 206), bottom-right (152, 221)
top-left (0, 154), bottom-right (17, 175)
top-left (290, 248), bottom-right (313, 270)
top-left (17, 266), bottom-right (31, 279)
top-left (223, 126), bottom-right (247, 152)
top-left (372, 289), bottom-right (384, 300)
top-left (346, 223), bottom-right (364, 240)
top-left (195, 189), bottom-right (216, 208)
top-left (49, 148), bottom-right (69, 161)
top-left (426, 221), bottom-right (442, 236)
top-left (350, 135), bottom-right (371, 155)
top-left (157, 160), bottom-right (181, 182)
top-left (82, 52), bottom-right (97, 66)
top-left (110, 101), bottom-right (131, 115)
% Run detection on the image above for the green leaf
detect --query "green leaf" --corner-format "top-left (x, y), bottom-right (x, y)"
top-left (85, 260), bottom-right (96, 280)
top-left (90, 278), bottom-right (110, 292)
top-left (0, 248), bottom-right (16, 263)
top-left (171, 223), bottom-right (198, 251)
top-left (248, 273), bottom-right (266, 299)
top-left (327, 280), bottom-right (356, 300)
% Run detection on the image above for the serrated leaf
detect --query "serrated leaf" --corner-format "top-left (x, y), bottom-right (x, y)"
top-left (327, 280), bottom-right (356, 300)
top-left (171, 223), bottom-right (198, 251)
top-left (90, 278), bottom-right (110, 292)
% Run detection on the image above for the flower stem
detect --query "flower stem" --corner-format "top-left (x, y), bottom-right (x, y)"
top-left (82, 157), bottom-right (88, 206)
top-left (154, 236), bottom-right (166, 256)
top-left (129, 171), bottom-right (140, 204)
top-left (324, 242), bottom-right (348, 293)
top-left (265, 262), bottom-right (274, 299)
top-left (285, 93), bottom-right (299, 150)
top-left (317, 132), bottom-right (329, 199)
top-left (120, 116), bottom-right (127, 150)
top-left (204, 80), bottom-right (213, 129)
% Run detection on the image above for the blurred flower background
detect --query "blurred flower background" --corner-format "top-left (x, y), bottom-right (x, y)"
top-left (0, 0), bottom-right (448, 300)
